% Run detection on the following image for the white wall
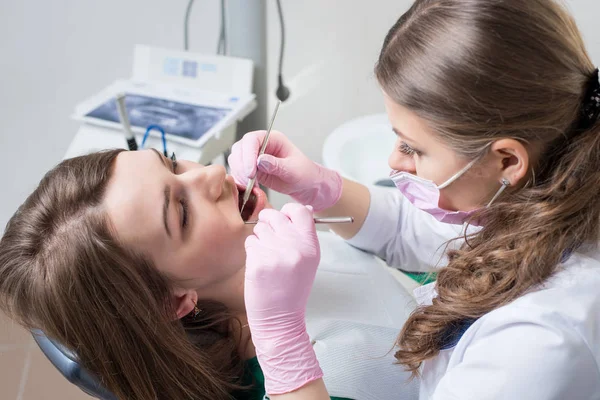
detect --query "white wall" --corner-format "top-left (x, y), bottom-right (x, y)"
top-left (263, 0), bottom-right (409, 208)
top-left (262, 0), bottom-right (600, 208)
top-left (1, 0), bottom-right (599, 229)
top-left (0, 0), bottom-right (222, 231)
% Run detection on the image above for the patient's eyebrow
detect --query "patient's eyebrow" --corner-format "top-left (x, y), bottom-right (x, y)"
top-left (150, 148), bottom-right (172, 237)
top-left (163, 186), bottom-right (171, 238)
top-left (150, 148), bottom-right (170, 171)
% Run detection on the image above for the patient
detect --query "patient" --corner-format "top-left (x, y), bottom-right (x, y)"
top-left (0, 149), bottom-right (416, 400)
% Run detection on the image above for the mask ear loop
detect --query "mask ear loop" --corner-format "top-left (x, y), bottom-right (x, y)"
top-left (436, 157), bottom-right (480, 189)
top-left (487, 178), bottom-right (511, 207)
top-left (437, 143), bottom-right (494, 190)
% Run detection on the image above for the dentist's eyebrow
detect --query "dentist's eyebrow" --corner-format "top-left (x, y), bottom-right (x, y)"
top-left (392, 128), bottom-right (417, 144)
top-left (150, 148), bottom-right (172, 237)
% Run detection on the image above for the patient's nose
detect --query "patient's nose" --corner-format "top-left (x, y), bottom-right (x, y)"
top-left (182, 164), bottom-right (227, 200)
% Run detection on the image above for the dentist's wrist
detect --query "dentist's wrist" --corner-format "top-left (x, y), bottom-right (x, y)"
top-left (290, 165), bottom-right (343, 212)
top-left (255, 328), bottom-right (323, 395)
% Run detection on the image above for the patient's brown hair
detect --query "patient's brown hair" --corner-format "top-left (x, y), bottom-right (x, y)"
top-left (0, 149), bottom-right (245, 399)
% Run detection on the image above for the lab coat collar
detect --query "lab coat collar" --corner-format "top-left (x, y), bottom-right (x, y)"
top-left (413, 282), bottom-right (437, 306)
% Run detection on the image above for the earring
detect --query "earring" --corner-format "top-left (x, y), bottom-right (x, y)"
top-left (193, 302), bottom-right (201, 317)
top-left (487, 178), bottom-right (511, 207)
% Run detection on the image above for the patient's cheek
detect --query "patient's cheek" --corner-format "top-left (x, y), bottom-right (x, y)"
top-left (206, 224), bottom-right (247, 251)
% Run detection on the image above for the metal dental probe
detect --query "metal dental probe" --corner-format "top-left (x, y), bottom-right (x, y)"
top-left (239, 100), bottom-right (281, 216)
top-left (244, 216), bottom-right (355, 225)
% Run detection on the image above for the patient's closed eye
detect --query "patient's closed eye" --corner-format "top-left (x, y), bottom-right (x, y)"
top-left (179, 199), bottom-right (188, 230)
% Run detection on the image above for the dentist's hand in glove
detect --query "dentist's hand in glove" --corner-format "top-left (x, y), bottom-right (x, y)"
top-left (244, 203), bottom-right (324, 395)
top-left (229, 130), bottom-right (343, 212)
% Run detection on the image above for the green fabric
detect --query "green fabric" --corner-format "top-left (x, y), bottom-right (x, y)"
top-left (235, 357), bottom-right (351, 400)
top-left (404, 271), bottom-right (437, 285)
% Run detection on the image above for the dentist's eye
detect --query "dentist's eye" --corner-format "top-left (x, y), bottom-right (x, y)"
top-left (398, 142), bottom-right (421, 156)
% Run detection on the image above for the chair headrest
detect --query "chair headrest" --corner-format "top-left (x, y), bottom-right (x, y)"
top-left (31, 330), bottom-right (117, 400)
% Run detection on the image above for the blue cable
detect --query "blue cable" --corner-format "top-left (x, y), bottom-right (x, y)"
top-left (141, 125), bottom-right (168, 156)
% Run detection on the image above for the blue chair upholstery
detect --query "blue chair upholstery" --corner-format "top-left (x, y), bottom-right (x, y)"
top-left (31, 330), bottom-right (117, 400)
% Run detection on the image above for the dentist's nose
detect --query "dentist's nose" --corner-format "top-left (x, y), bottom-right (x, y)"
top-left (388, 151), bottom-right (416, 174)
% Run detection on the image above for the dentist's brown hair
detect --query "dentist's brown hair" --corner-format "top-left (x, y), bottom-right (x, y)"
top-left (376, 0), bottom-right (600, 374)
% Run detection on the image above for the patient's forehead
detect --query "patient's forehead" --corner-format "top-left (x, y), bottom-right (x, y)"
top-left (104, 151), bottom-right (167, 254)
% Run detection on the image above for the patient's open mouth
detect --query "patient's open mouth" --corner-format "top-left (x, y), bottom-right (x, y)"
top-left (238, 189), bottom-right (258, 222)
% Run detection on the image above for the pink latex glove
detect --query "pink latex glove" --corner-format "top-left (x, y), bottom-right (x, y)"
top-left (244, 203), bottom-right (323, 395)
top-left (228, 130), bottom-right (343, 212)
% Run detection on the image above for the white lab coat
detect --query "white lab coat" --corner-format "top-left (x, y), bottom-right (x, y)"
top-left (307, 231), bottom-right (419, 400)
top-left (346, 186), bottom-right (600, 400)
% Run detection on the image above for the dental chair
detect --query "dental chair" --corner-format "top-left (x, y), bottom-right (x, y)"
top-left (31, 329), bottom-right (117, 400)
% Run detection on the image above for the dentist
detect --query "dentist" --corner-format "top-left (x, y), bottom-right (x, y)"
top-left (230, 0), bottom-right (600, 399)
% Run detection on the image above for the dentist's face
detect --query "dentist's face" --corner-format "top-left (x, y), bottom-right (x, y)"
top-left (103, 149), bottom-right (267, 291)
top-left (383, 94), bottom-right (500, 212)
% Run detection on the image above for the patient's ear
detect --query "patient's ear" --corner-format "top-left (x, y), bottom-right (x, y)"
top-left (171, 288), bottom-right (198, 320)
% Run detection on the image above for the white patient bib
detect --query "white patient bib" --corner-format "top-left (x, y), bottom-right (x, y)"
top-left (305, 232), bottom-right (419, 400)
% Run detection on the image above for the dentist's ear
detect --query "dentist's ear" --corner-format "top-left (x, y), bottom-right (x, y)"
top-left (489, 139), bottom-right (531, 187)
top-left (172, 288), bottom-right (199, 320)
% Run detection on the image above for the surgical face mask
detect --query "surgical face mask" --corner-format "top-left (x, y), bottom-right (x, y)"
top-left (390, 156), bottom-right (509, 226)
